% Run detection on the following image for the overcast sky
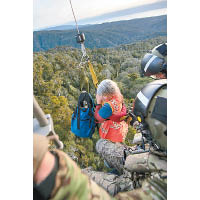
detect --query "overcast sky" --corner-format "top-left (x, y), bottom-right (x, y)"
top-left (33, 0), bottom-right (167, 30)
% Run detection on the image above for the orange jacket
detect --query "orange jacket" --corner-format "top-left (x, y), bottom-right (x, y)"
top-left (98, 98), bottom-right (128, 142)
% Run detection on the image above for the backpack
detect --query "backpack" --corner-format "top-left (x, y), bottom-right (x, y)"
top-left (71, 91), bottom-right (96, 138)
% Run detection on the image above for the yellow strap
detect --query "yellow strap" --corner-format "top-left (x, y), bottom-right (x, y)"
top-left (126, 116), bottom-right (132, 125)
top-left (88, 60), bottom-right (98, 88)
top-left (120, 115), bottom-right (127, 121)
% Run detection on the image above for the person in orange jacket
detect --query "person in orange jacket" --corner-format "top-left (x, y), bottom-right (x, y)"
top-left (94, 79), bottom-right (128, 143)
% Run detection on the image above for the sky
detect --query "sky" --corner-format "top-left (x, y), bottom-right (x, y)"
top-left (33, 0), bottom-right (167, 30)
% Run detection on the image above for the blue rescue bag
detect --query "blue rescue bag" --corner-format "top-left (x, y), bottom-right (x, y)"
top-left (71, 91), bottom-right (96, 138)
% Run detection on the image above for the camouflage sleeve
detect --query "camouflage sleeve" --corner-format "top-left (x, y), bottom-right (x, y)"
top-left (114, 177), bottom-right (167, 200)
top-left (115, 186), bottom-right (154, 200)
top-left (82, 167), bottom-right (133, 196)
top-left (96, 139), bottom-right (126, 175)
top-left (124, 152), bottom-right (167, 173)
top-left (49, 149), bottom-right (167, 200)
top-left (50, 149), bottom-right (114, 200)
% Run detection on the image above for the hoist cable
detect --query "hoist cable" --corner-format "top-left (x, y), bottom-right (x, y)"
top-left (68, 0), bottom-right (80, 34)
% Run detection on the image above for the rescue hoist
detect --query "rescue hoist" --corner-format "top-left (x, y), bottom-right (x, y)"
top-left (68, 0), bottom-right (98, 89)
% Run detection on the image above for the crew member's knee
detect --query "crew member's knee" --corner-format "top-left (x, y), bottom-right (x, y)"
top-left (96, 139), bottom-right (106, 154)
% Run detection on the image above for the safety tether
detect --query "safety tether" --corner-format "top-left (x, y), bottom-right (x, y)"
top-left (68, 0), bottom-right (98, 89)
top-left (88, 60), bottom-right (98, 89)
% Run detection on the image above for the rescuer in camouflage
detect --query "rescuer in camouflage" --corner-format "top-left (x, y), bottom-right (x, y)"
top-left (33, 134), bottom-right (166, 200)
top-left (33, 134), bottom-right (113, 200)
top-left (83, 135), bottom-right (166, 197)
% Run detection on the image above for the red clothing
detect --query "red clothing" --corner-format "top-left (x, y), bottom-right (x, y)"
top-left (95, 98), bottom-right (128, 142)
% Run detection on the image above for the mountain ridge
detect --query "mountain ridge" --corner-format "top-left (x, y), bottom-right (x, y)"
top-left (36, 24), bottom-right (92, 31)
top-left (33, 15), bottom-right (166, 52)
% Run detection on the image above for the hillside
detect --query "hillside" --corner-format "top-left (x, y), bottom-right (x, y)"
top-left (33, 36), bottom-right (167, 170)
top-left (33, 15), bottom-right (166, 52)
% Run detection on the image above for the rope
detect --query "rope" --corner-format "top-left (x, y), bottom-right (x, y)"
top-left (68, 0), bottom-right (80, 34)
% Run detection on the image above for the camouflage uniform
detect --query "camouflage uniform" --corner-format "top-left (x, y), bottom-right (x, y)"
top-left (34, 134), bottom-right (166, 200)
top-left (95, 139), bottom-right (127, 174)
top-left (49, 149), bottom-right (113, 200)
top-left (51, 156), bottom-right (166, 200)
top-left (115, 176), bottom-right (167, 200)
top-left (82, 138), bottom-right (167, 197)
top-left (82, 167), bottom-right (134, 196)
top-left (34, 134), bottom-right (113, 200)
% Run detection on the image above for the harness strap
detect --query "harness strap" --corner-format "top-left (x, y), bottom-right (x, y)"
top-left (77, 92), bottom-right (86, 129)
top-left (84, 94), bottom-right (93, 128)
top-left (88, 60), bottom-right (98, 88)
top-left (77, 92), bottom-right (95, 129)
top-left (77, 107), bottom-right (80, 129)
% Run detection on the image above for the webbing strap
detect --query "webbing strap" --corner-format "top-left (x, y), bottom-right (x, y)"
top-left (88, 60), bottom-right (98, 88)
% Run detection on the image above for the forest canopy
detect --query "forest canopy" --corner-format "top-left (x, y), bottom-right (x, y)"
top-left (33, 36), bottom-right (167, 170)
